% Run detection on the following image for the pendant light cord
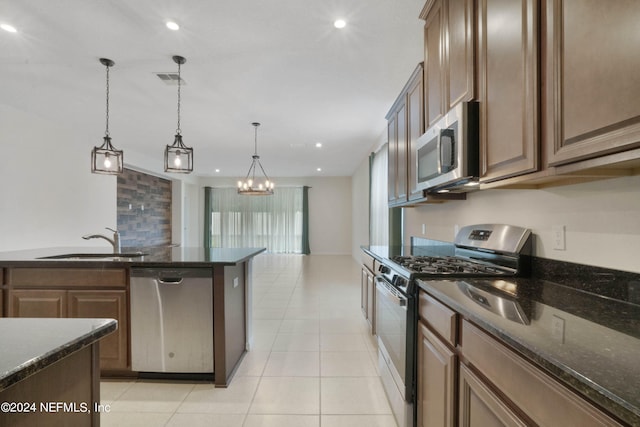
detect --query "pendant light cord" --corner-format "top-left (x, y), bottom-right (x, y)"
top-left (254, 124), bottom-right (258, 156)
top-left (176, 61), bottom-right (181, 135)
top-left (105, 63), bottom-right (110, 137)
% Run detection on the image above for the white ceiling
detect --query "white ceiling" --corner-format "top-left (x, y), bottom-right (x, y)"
top-left (1, 0), bottom-right (425, 178)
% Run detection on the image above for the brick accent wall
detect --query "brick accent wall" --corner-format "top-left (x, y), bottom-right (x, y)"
top-left (117, 168), bottom-right (172, 247)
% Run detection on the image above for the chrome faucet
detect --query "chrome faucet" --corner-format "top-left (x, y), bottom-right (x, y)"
top-left (82, 227), bottom-right (121, 253)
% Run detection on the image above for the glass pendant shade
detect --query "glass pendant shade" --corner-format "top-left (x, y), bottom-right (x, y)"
top-left (164, 55), bottom-right (193, 173)
top-left (92, 136), bottom-right (123, 174)
top-left (165, 133), bottom-right (193, 173)
top-left (92, 58), bottom-right (123, 175)
top-left (238, 122), bottom-right (274, 195)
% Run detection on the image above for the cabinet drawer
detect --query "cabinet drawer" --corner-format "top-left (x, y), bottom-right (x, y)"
top-left (461, 320), bottom-right (623, 427)
top-left (419, 290), bottom-right (457, 346)
top-left (7, 268), bottom-right (126, 288)
top-left (362, 253), bottom-right (375, 274)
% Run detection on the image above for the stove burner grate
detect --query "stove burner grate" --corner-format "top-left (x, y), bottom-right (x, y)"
top-left (391, 255), bottom-right (510, 276)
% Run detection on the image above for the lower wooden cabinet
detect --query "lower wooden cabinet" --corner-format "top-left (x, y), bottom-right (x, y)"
top-left (418, 290), bottom-right (625, 427)
top-left (459, 364), bottom-right (528, 427)
top-left (417, 321), bottom-right (456, 427)
top-left (361, 265), bottom-right (375, 335)
top-left (9, 289), bottom-right (67, 318)
top-left (68, 290), bottom-right (128, 370)
top-left (5, 267), bottom-right (129, 372)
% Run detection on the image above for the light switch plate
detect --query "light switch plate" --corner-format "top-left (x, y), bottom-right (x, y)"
top-left (552, 225), bottom-right (566, 251)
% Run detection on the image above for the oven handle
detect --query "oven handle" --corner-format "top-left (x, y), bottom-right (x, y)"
top-left (375, 276), bottom-right (407, 308)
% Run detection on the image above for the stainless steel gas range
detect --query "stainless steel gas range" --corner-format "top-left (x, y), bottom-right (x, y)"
top-left (373, 224), bottom-right (532, 427)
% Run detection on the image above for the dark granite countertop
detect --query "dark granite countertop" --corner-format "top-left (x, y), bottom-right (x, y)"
top-left (0, 246), bottom-right (266, 268)
top-left (0, 318), bottom-right (117, 392)
top-left (417, 278), bottom-right (640, 426)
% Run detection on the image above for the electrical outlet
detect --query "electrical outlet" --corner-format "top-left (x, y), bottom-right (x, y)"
top-left (552, 225), bottom-right (565, 251)
top-left (551, 315), bottom-right (565, 343)
top-left (422, 224), bottom-right (426, 235)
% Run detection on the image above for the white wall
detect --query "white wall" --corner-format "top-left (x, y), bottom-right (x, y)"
top-left (404, 175), bottom-right (640, 273)
top-left (0, 105), bottom-right (115, 251)
top-left (198, 176), bottom-right (353, 255)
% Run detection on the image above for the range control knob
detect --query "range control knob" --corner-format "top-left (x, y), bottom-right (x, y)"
top-left (394, 276), bottom-right (407, 288)
top-left (379, 265), bottom-right (391, 274)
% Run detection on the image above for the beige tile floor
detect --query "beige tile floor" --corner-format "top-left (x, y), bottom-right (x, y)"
top-left (101, 254), bottom-right (397, 427)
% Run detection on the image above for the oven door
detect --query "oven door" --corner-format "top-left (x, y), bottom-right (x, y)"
top-left (376, 275), bottom-right (414, 427)
top-left (376, 276), bottom-right (408, 396)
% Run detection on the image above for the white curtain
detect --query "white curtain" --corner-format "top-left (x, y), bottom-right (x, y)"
top-left (209, 187), bottom-right (303, 253)
top-left (370, 144), bottom-right (389, 246)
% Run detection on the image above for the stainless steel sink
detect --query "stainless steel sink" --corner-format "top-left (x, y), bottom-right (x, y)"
top-left (37, 252), bottom-right (147, 261)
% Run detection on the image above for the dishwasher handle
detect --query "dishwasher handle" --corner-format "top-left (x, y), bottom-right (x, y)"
top-left (157, 276), bottom-right (184, 285)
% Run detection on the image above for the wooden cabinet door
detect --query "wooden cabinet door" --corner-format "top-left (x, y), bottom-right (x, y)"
top-left (68, 290), bottom-right (128, 370)
top-left (388, 99), bottom-right (408, 205)
top-left (366, 270), bottom-right (375, 334)
top-left (417, 321), bottom-right (456, 427)
top-left (459, 364), bottom-right (529, 427)
top-left (424, 0), bottom-right (446, 128)
top-left (396, 102), bottom-right (408, 203)
top-left (478, 0), bottom-right (539, 183)
top-left (407, 65), bottom-right (426, 201)
top-left (8, 289), bottom-right (66, 318)
top-left (361, 267), bottom-right (368, 318)
top-left (544, 0), bottom-right (640, 166)
top-left (387, 114), bottom-right (399, 204)
top-left (447, 0), bottom-right (475, 108)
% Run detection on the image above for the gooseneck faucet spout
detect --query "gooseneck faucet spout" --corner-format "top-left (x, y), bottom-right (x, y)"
top-left (82, 227), bottom-right (121, 252)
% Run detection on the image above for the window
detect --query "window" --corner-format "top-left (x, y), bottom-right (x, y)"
top-left (205, 187), bottom-right (310, 254)
top-left (370, 144), bottom-right (389, 246)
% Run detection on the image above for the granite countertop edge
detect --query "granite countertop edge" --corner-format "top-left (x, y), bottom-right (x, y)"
top-left (0, 247), bottom-right (267, 267)
top-left (0, 319), bottom-right (117, 392)
top-left (417, 280), bottom-right (640, 426)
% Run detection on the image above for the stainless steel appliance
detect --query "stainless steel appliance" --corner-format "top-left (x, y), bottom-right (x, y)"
top-left (130, 268), bottom-right (214, 374)
top-left (457, 280), bottom-right (532, 325)
top-left (374, 224), bottom-right (532, 427)
top-left (415, 101), bottom-right (479, 193)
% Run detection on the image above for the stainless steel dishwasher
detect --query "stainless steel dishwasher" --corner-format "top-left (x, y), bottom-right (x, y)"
top-left (130, 268), bottom-right (213, 373)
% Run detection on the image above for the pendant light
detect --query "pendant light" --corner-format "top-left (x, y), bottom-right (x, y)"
top-left (164, 55), bottom-right (193, 173)
top-left (91, 58), bottom-right (123, 174)
top-left (237, 122), bottom-right (275, 195)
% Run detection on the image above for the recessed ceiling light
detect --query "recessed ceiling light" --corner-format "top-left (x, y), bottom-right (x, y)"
top-left (317, 168), bottom-right (322, 172)
top-left (333, 19), bottom-right (346, 29)
top-left (315, 142), bottom-right (322, 148)
top-left (166, 21), bottom-right (180, 31)
top-left (1, 24), bottom-right (17, 33)
top-left (215, 169), bottom-right (220, 173)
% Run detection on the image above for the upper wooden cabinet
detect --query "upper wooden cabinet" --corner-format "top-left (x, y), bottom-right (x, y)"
top-left (543, 0), bottom-right (640, 166)
top-left (421, 0), bottom-right (475, 129)
top-left (478, 0), bottom-right (539, 183)
top-left (387, 64), bottom-right (424, 206)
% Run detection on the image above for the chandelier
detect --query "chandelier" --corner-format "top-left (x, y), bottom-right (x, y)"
top-left (237, 122), bottom-right (274, 195)
top-left (91, 58), bottom-right (123, 174)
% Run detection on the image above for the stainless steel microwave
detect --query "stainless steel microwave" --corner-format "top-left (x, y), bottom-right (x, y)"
top-left (415, 101), bottom-right (479, 192)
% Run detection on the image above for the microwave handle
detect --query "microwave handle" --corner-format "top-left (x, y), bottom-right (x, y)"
top-left (440, 128), bottom-right (455, 169)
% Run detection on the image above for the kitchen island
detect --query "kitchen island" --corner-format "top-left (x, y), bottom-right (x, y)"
top-left (0, 317), bottom-right (116, 427)
top-left (0, 246), bottom-right (266, 387)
